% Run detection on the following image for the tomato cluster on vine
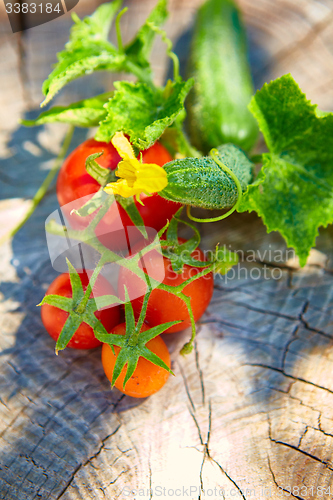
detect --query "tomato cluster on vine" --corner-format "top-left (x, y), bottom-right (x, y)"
top-left (41, 138), bottom-right (216, 398)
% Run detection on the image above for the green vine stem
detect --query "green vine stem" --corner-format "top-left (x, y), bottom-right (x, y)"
top-left (76, 251), bottom-right (110, 314)
top-left (186, 147), bottom-right (243, 223)
top-left (0, 125), bottom-right (74, 245)
top-left (146, 22), bottom-right (180, 81)
top-left (115, 7), bottom-right (128, 53)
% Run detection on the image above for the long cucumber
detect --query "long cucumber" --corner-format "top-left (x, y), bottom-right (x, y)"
top-left (186, 0), bottom-right (258, 154)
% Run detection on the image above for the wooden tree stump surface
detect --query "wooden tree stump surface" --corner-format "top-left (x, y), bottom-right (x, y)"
top-left (1, 1), bottom-right (333, 499)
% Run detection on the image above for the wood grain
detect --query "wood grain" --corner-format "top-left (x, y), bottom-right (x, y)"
top-left (1, 1), bottom-right (333, 499)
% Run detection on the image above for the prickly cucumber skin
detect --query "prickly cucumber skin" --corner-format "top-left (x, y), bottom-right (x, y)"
top-left (160, 144), bottom-right (253, 209)
top-left (186, 0), bottom-right (258, 154)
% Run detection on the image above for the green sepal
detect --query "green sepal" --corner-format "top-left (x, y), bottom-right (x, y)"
top-left (124, 287), bottom-right (136, 338)
top-left (138, 321), bottom-right (181, 344)
top-left (89, 294), bottom-right (122, 311)
top-left (55, 314), bottom-right (83, 352)
top-left (67, 259), bottom-right (84, 304)
top-left (85, 152), bottom-right (117, 186)
top-left (96, 292), bottom-right (179, 390)
top-left (211, 247), bottom-right (239, 275)
top-left (37, 295), bottom-right (72, 312)
top-left (109, 318), bottom-right (179, 389)
top-left (41, 259), bottom-right (122, 352)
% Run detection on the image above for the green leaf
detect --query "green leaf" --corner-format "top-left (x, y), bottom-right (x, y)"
top-left (115, 195), bottom-right (148, 238)
top-left (95, 77), bottom-right (194, 149)
top-left (125, 0), bottom-right (168, 69)
top-left (22, 93), bottom-right (112, 127)
top-left (238, 74), bottom-right (333, 265)
top-left (41, 1), bottom-right (123, 106)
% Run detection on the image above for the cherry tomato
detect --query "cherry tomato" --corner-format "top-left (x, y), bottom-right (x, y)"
top-left (118, 238), bottom-right (214, 333)
top-left (41, 272), bottom-right (121, 349)
top-left (101, 323), bottom-right (171, 398)
top-left (56, 138), bottom-right (182, 249)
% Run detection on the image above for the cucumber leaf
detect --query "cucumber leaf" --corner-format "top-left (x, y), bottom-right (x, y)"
top-left (41, 0), bottom-right (169, 107)
top-left (95, 77), bottom-right (194, 149)
top-left (41, 1), bottom-right (123, 106)
top-left (22, 93), bottom-right (112, 127)
top-left (125, 0), bottom-right (168, 69)
top-left (238, 74), bottom-right (333, 266)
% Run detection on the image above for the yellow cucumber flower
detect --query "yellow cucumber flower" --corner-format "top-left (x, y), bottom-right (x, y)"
top-left (104, 132), bottom-right (168, 199)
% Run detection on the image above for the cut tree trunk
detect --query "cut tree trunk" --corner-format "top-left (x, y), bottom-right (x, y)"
top-left (1, 1), bottom-right (333, 499)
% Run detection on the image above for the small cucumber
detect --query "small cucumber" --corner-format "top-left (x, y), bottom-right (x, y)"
top-left (160, 144), bottom-right (253, 209)
top-left (186, 0), bottom-right (258, 154)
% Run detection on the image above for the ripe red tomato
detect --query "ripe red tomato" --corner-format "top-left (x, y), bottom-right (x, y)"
top-left (41, 272), bottom-right (121, 349)
top-left (56, 138), bottom-right (182, 249)
top-left (118, 238), bottom-right (214, 333)
top-left (101, 323), bottom-right (171, 398)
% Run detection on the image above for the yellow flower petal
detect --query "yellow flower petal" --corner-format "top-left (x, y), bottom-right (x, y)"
top-left (111, 132), bottom-right (136, 160)
top-left (105, 132), bottom-right (169, 198)
top-left (116, 159), bottom-right (137, 186)
top-left (133, 163), bottom-right (168, 193)
top-left (105, 179), bottom-right (142, 197)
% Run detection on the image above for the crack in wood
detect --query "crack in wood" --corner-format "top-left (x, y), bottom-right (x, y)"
top-left (246, 363), bottom-right (333, 395)
top-left (270, 435), bottom-right (333, 470)
top-left (281, 324), bottom-right (300, 371)
top-left (267, 454), bottom-right (305, 500)
top-left (55, 424), bottom-right (122, 499)
top-left (178, 361), bottom-right (196, 413)
top-left (297, 426), bottom-right (308, 449)
top-left (211, 456), bottom-right (247, 500)
top-left (194, 339), bottom-right (205, 406)
top-left (216, 299), bottom-right (304, 322)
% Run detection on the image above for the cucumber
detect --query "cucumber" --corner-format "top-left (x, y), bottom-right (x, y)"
top-left (160, 144), bottom-right (253, 209)
top-left (186, 0), bottom-right (258, 154)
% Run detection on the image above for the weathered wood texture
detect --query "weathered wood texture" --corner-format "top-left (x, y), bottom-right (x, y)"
top-left (1, 1), bottom-right (333, 499)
